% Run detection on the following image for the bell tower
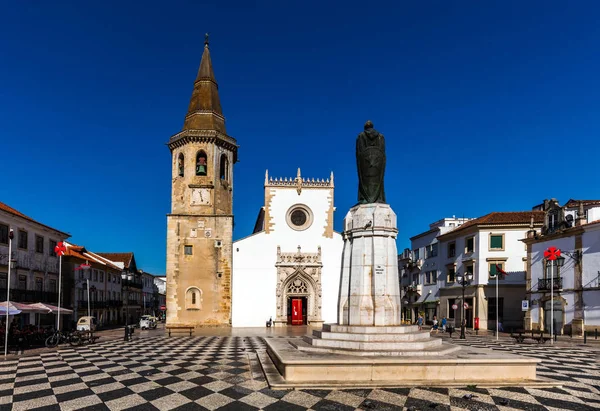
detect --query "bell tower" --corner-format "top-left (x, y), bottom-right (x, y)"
top-left (166, 35), bottom-right (238, 327)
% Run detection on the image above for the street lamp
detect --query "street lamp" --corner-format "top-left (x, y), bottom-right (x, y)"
top-left (456, 271), bottom-right (473, 339)
top-left (121, 271), bottom-right (129, 341)
top-left (4, 228), bottom-right (14, 358)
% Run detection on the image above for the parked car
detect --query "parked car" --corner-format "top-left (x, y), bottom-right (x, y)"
top-left (139, 315), bottom-right (157, 330)
top-left (77, 316), bottom-right (98, 332)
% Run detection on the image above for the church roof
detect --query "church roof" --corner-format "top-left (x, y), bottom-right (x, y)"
top-left (252, 208), bottom-right (265, 234)
top-left (564, 199), bottom-right (600, 208)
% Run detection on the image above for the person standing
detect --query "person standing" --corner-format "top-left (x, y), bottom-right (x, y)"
top-left (417, 314), bottom-right (424, 330)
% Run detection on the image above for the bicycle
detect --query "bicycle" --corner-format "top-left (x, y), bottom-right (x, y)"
top-left (45, 330), bottom-right (76, 348)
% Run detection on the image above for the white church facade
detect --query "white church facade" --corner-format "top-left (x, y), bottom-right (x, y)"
top-left (232, 169), bottom-right (343, 327)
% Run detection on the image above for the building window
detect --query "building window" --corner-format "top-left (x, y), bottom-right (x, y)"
top-left (219, 153), bottom-right (229, 181)
top-left (0, 224), bottom-right (8, 245)
top-left (178, 153), bottom-right (184, 177)
top-left (49, 279), bottom-right (57, 293)
top-left (184, 245), bottom-right (193, 255)
top-left (35, 277), bottom-right (43, 292)
top-left (196, 151), bottom-right (208, 176)
top-left (185, 287), bottom-right (202, 310)
top-left (35, 235), bottom-right (44, 254)
top-left (424, 270), bottom-right (436, 284)
top-left (447, 242), bottom-right (456, 258)
top-left (99, 271), bottom-right (104, 282)
top-left (411, 273), bottom-right (420, 285)
top-left (465, 236), bottom-right (474, 253)
top-left (0, 273), bottom-right (6, 288)
top-left (49, 239), bottom-right (57, 257)
top-left (488, 297), bottom-right (504, 321)
top-left (489, 234), bottom-right (504, 251)
top-left (446, 266), bottom-right (456, 283)
top-left (488, 261), bottom-right (506, 278)
top-left (18, 275), bottom-right (27, 290)
top-left (464, 264), bottom-right (474, 281)
top-left (413, 248), bottom-right (420, 260)
top-left (425, 243), bottom-right (438, 259)
top-left (18, 230), bottom-right (28, 249)
top-left (93, 269), bottom-right (98, 281)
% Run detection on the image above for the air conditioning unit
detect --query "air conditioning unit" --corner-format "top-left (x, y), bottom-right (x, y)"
top-left (214, 240), bottom-right (223, 248)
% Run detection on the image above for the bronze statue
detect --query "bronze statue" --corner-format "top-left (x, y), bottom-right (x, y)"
top-left (356, 120), bottom-right (386, 204)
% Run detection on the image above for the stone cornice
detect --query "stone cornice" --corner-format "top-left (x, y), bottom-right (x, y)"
top-left (167, 129), bottom-right (238, 153)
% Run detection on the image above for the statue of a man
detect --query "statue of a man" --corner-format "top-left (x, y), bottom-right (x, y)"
top-left (356, 120), bottom-right (386, 204)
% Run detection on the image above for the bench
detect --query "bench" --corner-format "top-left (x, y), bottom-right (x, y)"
top-left (510, 329), bottom-right (550, 344)
top-left (166, 326), bottom-right (194, 337)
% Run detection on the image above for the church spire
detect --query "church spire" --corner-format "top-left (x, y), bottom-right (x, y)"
top-left (183, 33), bottom-right (225, 133)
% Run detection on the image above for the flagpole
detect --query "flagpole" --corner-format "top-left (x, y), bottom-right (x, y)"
top-left (496, 270), bottom-right (499, 341)
top-left (4, 229), bottom-right (13, 358)
top-left (57, 254), bottom-right (62, 331)
top-left (551, 260), bottom-right (554, 346)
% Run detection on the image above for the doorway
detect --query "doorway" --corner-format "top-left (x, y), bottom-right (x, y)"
top-left (544, 299), bottom-right (563, 334)
top-left (287, 296), bottom-right (307, 325)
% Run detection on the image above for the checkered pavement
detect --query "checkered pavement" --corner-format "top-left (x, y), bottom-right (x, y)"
top-left (0, 334), bottom-right (598, 410)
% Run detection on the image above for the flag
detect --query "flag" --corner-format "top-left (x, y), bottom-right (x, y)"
top-left (495, 264), bottom-right (508, 278)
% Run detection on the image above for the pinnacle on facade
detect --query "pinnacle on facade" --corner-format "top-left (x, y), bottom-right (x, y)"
top-left (183, 33), bottom-right (226, 133)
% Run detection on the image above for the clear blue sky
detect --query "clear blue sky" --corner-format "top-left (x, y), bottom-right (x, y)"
top-left (2, 1), bottom-right (599, 274)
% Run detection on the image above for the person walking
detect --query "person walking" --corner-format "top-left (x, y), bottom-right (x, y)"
top-left (441, 317), bottom-right (447, 333)
top-left (417, 314), bottom-right (424, 330)
top-left (432, 316), bottom-right (439, 333)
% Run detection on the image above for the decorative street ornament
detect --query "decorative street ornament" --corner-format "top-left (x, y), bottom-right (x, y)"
top-left (544, 246), bottom-right (561, 261)
top-left (54, 242), bottom-right (67, 257)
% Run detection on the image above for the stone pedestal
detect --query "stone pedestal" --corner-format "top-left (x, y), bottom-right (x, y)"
top-left (338, 203), bottom-right (400, 326)
top-left (571, 318), bottom-right (584, 336)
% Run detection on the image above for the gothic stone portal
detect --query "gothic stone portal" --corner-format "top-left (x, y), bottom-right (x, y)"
top-left (275, 246), bottom-right (323, 327)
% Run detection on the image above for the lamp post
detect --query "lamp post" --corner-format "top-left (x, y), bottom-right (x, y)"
top-left (121, 272), bottom-right (129, 341)
top-left (4, 229), bottom-right (14, 358)
top-left (456, 271), bottom-right (473, 339)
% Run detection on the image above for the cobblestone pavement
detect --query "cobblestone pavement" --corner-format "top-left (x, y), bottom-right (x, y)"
top-left (1, 335), bottom-right (599, 410)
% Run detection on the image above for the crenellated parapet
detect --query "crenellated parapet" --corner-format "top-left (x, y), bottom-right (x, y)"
top-left (265, 168), bottom-right (333, 194)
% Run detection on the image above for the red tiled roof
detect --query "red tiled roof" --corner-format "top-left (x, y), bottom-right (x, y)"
top-left (564, 199), bottom-right (600, 208)
top-left (0, 201), bottom-right (70, 237)
top-left (96, 252), bottom-right (134, 269)
top-left (438, 211), bottom-right (544, 238)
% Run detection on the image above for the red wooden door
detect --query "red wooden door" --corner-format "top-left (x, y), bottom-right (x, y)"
top-left (291, 298), bottom-right (303, 325)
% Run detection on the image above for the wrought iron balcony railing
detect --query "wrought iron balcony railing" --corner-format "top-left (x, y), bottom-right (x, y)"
top-left (538, 277), bottom-right (562, 291)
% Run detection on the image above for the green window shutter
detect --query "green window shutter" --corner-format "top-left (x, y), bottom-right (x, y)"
top-left (490, 235), bottom-right (503, 249)
top-left (490, 264), bottom-right (497, 277)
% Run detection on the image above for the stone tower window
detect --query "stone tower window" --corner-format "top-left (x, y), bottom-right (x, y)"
top-left (185, 287), bottom-right (202, 310)
top-left (178, 153), bottom-right (185, 177)
top-left (196, 151), bottom-right (208, 176)
top-left (219, 153), bottom-right (228, 181)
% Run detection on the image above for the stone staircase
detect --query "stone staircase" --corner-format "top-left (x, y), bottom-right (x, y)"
top-left (294, 324), bottom-right (461, 357)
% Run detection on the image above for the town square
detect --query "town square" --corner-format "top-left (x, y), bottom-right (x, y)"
top-left (1, 2), bottom-right (600, 410)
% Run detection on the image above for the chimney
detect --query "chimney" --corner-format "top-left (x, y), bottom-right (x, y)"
top-left (576, 201), bottom-right (587, 226)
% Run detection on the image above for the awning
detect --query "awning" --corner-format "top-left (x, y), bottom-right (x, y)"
top-left (0, 301), bottom-right (50, 313)
top-left (27, 303), bottom-right (73, 315)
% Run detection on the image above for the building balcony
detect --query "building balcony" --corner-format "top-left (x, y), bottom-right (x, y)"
top-left (108, 299), bottom-right (123, 307)
top-left (0, 288), bottom-right (59, 304)
top-left (122, 279), bottom-right (142, 289)
top-left (538, 277), bottom-right (562, 291)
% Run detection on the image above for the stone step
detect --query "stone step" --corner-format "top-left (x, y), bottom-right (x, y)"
top-left (323, 324), bottom-right (419, 334)
top-left (292, 338), bottom-right (460, 357)
top-left (313, 330), bottom-right (432, 342)
top-left (303, 336), bottom-right (443, 351)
